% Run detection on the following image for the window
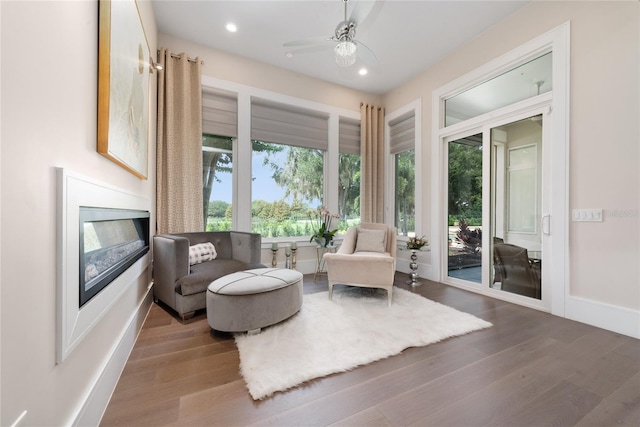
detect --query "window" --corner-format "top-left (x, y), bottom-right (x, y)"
top-left (203, 134), bottom-right (233, 231)
top-left (507, 144), bottom-right (537, 233)
top-left (251, 141), bottom-right (324, 237)
top-left (389, 112), bottom-right (416, 236)
top-left (202, 88), bottom-right (237, 231)
top-left (200, 81), bottom-right (360, 239)
top-left (338, 118), bottom-right (361, 229)
top-left (394, 149), bottom-right (416, 236)
top-left (250, 98), bottom-right (329, 238)
top-left (445, 52), bottom-right (552, 126)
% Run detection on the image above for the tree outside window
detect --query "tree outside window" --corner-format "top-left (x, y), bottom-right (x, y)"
top-left (395, 149), bottom-right (415, 236)
top-left (251, 141), bottom-right (324, 238)
top-left (203, 134), bottom-right (233, 231)
top-left (203, 136), bottom-right (363, 238)
top-left (338, 153), bottom-right (361, 229)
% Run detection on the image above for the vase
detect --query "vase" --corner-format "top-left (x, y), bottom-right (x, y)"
top-left (315, 235), bottom-right (332, 247)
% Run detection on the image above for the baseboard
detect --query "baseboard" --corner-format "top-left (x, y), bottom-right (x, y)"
top-left (70, 287), bottom-right (153, 426)
top-left (396, 259), bottom-right (433, 281)
top-left (565, 295), bottom-right (640, 339)
top-left (413, 266), bottom-right (638, 339)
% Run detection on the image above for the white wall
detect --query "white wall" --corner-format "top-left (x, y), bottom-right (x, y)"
top-left (159, 33), bottom-right (382, 112)
top-left (384, 1), bottom-right (639, 315)
top-left (0, 1), bottom-right (157, 425)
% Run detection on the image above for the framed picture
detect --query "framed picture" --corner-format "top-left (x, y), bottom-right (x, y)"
top-left (97, 0), bottom-right (150, 179)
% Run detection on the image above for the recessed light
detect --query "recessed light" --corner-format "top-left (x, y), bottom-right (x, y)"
top-left (226, 23), bottom-right (237, 33)
top-left (286, 52), bottom-right (294, 58)
top-left (358, 68), bottom-right (368, 76)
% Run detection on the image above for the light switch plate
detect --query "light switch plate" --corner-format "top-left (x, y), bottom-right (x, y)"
top-left (572, 209), bottom-right (603, 222)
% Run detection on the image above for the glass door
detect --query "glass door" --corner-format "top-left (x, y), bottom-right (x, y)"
top-left (490, 115), bottom-right (543, 300)
top-left (446, 133), bottom-right (483, 284)
top-left (444, 113), bottom-right (548, 309)
top-left (435, 30), bottom-right (569, 314)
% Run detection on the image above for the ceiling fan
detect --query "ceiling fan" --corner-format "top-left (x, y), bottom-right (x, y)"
top-left (283, 0), bottom-right (381, 68)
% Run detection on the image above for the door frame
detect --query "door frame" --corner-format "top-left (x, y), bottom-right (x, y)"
top-left (482, 107), bottom-right (551, 311)
top-left (430, 23), bottom-right (570, 316)
top-left (440, 102), bottom-right (552, 311)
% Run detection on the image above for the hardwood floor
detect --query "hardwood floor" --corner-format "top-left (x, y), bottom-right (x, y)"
top-left (100, 274), bottom-right (640, 426)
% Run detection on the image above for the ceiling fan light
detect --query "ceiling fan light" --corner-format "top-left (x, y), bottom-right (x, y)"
top-left (335, 41), bottom-right (357, 67)
top-left (335, 53), bottom-right (356, 67)
top-left (335, 41), bottom-right (356, 57)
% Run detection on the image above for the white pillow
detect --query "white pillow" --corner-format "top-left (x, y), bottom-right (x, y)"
top-left (355, 229), bottom-right (387, 253)
top-left (189, 242), bottom-right (217, 265)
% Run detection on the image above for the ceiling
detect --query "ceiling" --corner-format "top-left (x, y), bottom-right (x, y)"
top-left (152, 0), bottom-right (530, 95)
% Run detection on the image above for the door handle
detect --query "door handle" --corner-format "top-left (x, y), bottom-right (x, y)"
top-left (542, 215), bottom-right (551, 235)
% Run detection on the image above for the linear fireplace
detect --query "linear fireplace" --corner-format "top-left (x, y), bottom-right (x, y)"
top-left (57, 168), bottom-right (151, 362)
top-left (79, 207), bottom-right (149, 307)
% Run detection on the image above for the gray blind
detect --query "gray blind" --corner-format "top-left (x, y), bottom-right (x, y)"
top-left (339, 118), bottom-right (361, 155)
top-left (251, 98), bottom-right (329, 150)
top-left (389, 112), bottom-right (415, 154)
top-left (202, 88), bottom-right (237, 137)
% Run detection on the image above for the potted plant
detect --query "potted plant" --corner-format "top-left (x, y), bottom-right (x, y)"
top-left (407, 235), bottom-right (428, 250)
top-left (308, 206), bottom-right (339, 247)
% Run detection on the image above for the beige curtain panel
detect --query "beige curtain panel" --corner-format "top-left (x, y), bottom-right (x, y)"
top-left (360, 103), bottom-right (385, 223)
top-left (156, 49), bottom-right (203, 234)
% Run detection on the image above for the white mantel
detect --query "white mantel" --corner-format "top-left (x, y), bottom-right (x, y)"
top-left (56, 168), bottom-right (150, 363)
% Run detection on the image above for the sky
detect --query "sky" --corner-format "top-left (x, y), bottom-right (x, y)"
top-left (209, 149), bottom-right (320, 207)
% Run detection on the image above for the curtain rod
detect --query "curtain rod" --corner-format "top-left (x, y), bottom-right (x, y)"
top-left (360, 102), bottom-right (383, 110)
top-left (158, 49), bottom-right (204, 65)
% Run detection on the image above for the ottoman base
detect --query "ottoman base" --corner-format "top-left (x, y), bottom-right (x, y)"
top-left (207, 268), bottom-right (303, 333)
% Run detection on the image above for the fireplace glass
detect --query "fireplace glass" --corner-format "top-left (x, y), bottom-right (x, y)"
top-left (79, 207), bottom-right (149, 307)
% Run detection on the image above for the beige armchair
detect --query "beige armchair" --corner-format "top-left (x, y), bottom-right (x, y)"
top-left (323, 222), bottom-right (397, 305)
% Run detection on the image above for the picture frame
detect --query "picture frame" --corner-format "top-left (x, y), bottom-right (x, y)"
top-left (97, 0), bottom-right (150, 180)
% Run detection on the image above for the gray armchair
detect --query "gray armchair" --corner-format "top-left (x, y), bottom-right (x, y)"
top-left (153, 231), bottom-right (264, 320)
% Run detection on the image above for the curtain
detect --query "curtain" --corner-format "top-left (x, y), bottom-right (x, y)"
top-left (156, 49), bottom-right (203, 234)
top-left (360, 103), bottom-right (385, 223)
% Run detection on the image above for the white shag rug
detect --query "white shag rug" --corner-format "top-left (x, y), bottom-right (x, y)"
top-left (234, 286), bottom-right (492, 400)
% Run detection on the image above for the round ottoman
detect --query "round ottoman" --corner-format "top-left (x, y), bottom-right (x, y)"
top-left (206, 268), bottom-right (303, 333)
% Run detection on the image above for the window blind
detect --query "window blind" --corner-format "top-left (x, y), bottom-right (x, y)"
top-left (251, 98), bottom-right (329, 150)
top-left (389, 112), bottom-right (415, 154)
top-left (202, 88), bottom-right (237, 138)
top-left (339, 118), bottom-right (361, 155)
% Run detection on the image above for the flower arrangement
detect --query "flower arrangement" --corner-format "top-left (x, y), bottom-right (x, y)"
top-left (308, 206), bottom-right (339, 246)
top-left (407, 235), bottom-right (428, 250)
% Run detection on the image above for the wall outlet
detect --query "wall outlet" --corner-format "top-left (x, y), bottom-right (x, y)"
top-left (572, 209), bottom-right (603, 222)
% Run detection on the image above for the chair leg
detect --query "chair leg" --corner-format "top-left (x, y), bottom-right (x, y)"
top-left (387, 288), bottom-right (392, 306)
top-left (328, 283), bottom-right (334, 301)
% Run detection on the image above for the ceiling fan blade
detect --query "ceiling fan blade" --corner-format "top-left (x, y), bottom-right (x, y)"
top-left (349, 0), bottom-right (384, 33)
top-left (286, 44), bottom-right (335, 56)
top-left (354, 39), bottom-right (378, 66)
top-left (283, 36), bottom-right (333, 48)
